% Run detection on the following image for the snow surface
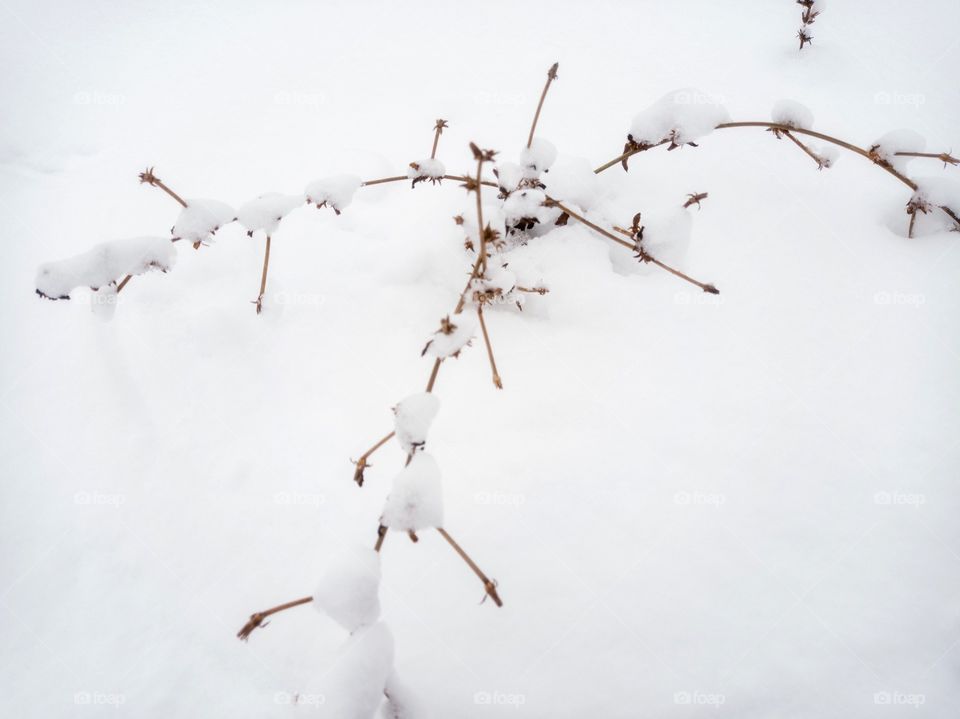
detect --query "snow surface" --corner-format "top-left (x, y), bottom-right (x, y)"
top-left (34, 236), bottom-right (176, 299)
top-left (4, 1), bottom-right (960, 718)
top-left (380, 452), bottom-right (444, 531)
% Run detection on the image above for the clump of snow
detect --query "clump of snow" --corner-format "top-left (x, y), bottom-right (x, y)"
top-left (381, 452), bottom-right (443, 531)
top-left (313, 547), bottom-right (381, 632)
top-left (493, 161), bottom-right (524, 195)
top-left (321, 622), bottom-right (394, 719)
top-left (519, 138), bottom-right (557, 178)
top-left (503, 188), bottom-right (548, 227)
top-left (817, 144), bottom-right (839, 168)
top-left (629, 89), bottom-right (730, 147)
top-left (869, 129), bottom-right (926, 173)
top-left (421, 313), bottom-right (477, 358)
top-left (543, 158), bottom-right (601, 211)
top-left (640, 208), bottom-right (694, 267)
top-left (305, 174), bottom-right (363, 214)
top-left (393, 392), bottom-right (440, 453)
top-left (36, 236), bottom-right (176, 300)
top-left (771, 99), bottom-right (814, 130)
top-left (381, 671), bottom-right (421, 719)
top-left (172, 199), bottom-right (236, 245)
top-left (911, 177), bottom-right (960, 209)
top-left (472, 265), bottom-right (517, 306)
top-left (236, 193), bottom-right (302, 236)
top-left (406, 158), bottom-right (445, 186)
top-left (90, 285), bottom-right (119, 321)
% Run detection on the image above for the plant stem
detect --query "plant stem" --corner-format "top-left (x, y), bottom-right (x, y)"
top-left (353, 431), bottom-right (396, 487)
top-left (548, 199), bottom-right (719, 293)
top-left (237, 596), bottom-right (313, 641)
top-left (375, 524), bottom-right (388, 552)
top-left (431, 119), bottom-right (448, 160)
top-left (782, 130), bottom-right (827, 168)
top-left (362, 175), bottom-right (409, 187)
top-left (477, 306), bottom-right (502, 389)
top-left (425, 358), bottom-right (442, 392)
top-left (475, 159), bottom-right (487, 273)
top-left (116, 275), bottom-right (132, 293)
top-left (436, 527), bottom-right (502, 607)
top-left (254, 235), bottom-right (271, 315)
top-left (527, 62), bottom-right (559, 149)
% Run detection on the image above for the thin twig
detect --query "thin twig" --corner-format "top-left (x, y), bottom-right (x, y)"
top-left (781, 130), bottom-right (829, 169)
top-left (476, 306), bottom-right (502, 389)
top-left (237, 596), bottom-right (313, 641)
top-left (116, 275), bottom-right (132, 293)
top-left (527, 62), bottom-right (559, 149)
top-left (374, 524), bottom-right (388, 552)
top-left (894, 151), bottom-right (959, 167)
top-left (353, 431), bottom-right (395, 487)
top-left (253, 235), bottom-right (272, 315)
top-left (138, 167), bottom-right (188, 207)
top-left (431, 119), bottom-right (448, 160)
top-left (436, 528), bottom-right (502, 607)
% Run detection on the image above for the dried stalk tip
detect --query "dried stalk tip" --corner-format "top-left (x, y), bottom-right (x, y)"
top-left (703, 284), bottom-right (720, 295)
top-left (237, 612), bottom-right (267, 641)
top-left (353, 457), bottom-right (368, 487)
top-left (468, 143), bottom-right (497, 163)
top-left (684, 192), bottom-right (709, 209)
top-left (434, 119), bottom-right (448, 134)
top-left (547, 62), bottom-right (559, 80)
top-left (138, 167), bottom-right (159, 185)
top-left (482, 579), bottom-right (503, 607)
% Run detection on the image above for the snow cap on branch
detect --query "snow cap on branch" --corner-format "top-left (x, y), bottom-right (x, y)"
top-left (869, 129), bottom-right (926, 173)
top-left (519, 138), bottom-right (557, 178)
top-left (237, 193), bottom-right (302, 236)
top-left (421, 313), bottom-right (478, 358)
top-left (313, 546), bottom-right (382, 632)
top-left (172, 199), bottom-right (236, 245)
top-left (393, 392), bottom-right (440, 454)
top-left (630, 89), bottom-right (730, 148)
top-left (305, 174), bottom-right (363, 214)
top-left (36, 236), bottom-right (176, 300)
top-left (771, 99), bottom-right (815, 130)
top-left (406, 158), bottom-right (445, 187)
top-left (493, 161), bottom-right (525, 195)
top-left (381, 452), bottom-right (443, 531)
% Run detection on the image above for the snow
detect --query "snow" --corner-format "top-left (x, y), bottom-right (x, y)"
top-left (305, 174), bottom-right (363, 214)
top-left (6, 2), bottom-right (960, 718)
top-left (380, 452), bottom-right (444, 531)
top-left (503, 188), bottom-right (547, 225)
top-left (869, 129), bottom-right (927, 173)
top-left (313, 547), bottom-right (382, 632)
top-left (172, 199), bottom-right (236, 245)
top-left (392, 392), bottom-right (440, 453)
top-left (629, 88), bottom-right (730, 147)
top-left (406, 158), bottom-right (445, 185)
top-left (542, 157), bottom-right (601, 211)
top-left (421, 312), bottom-right (478, 358)
top-left (493, 161), bottom-right (524, 194)
top-left (912, 176), bottom-right (960, 208)
top-left (519, 137), bottom-right (557, 177)
top-left (35, 236), bottom-right (176, 299)
top-left (771, 98), bottom-right (814, 130)
top-left (320, 622), bottom-right (394, 719)
top-left (236, 193), bottom-right (302, 236)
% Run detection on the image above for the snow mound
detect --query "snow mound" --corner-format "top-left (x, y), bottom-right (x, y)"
top-left (544, 157), bottom-right (601, 211)
top-left (422, 313), bottom-right (477, 358)
top-left (172, 199), bottom-right (236, 245)
top-left (519, 138), bottom-right (557, 177)
top-left (393, 392), bottom-right (440, 454)
top-left (36, 236), bottom-right (176, 300)
top-left (305, 174), bottom-right (363, 214)
top-left (911, 176), bottom-right (960, 208)
top-left (236, 193), bottom-right (302, 236)
top-left (493, 161), bottom-right (525, 194)
top-left (630, 89), bottom-right (730, 147)
top-left (321, 622), bottom-right (394, 719)
top-left (771, 99), bottom-right (814, 130)
top-left (503, 188), bottom-right (548, 225)
top-left (381, 452), bottom-right (443, 531)
top-left (313, 547), bottom-right (381, 632)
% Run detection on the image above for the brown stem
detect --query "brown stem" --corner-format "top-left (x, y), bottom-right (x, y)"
top-left (425, 358), bottom-right (442, 392)
top-left (362, 175), bottom-right (409, 187)
top-left (353, 431), bottom-right (395, 487)
top-left (116, 275), bottom-right (132, 293)
top-left (431, 119), bottom-right (448, 160)
top-left (782, 129), bottom-right (828, 169)
top-left (436, 527), bottom-right (502, 607)
top-left (593, 140), bottom-right (668, 173)
top-left (548, 199), bottom-right (719, 294)
top-left (237, 596), bottom-right (313, 641)
top-left (527, 62), bottom-right (559, 149)
top-left (475, 159), bottom-right (487, 273)
top-left (476, 306), bottom-right (502, 389)
top-left (894, 151), bottom-right (959, 166)
top-left (254, 235), bottom-right (271, 315)
top-left (374, 524), bottom-right (388, 552)
top-left (139, 167), bottom-right (188, 207)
